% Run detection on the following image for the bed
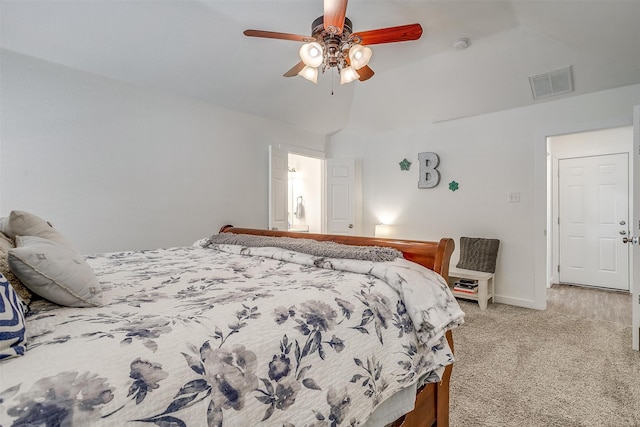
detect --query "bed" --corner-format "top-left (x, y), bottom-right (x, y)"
top-left (0, 219), bottom-right (463, 427)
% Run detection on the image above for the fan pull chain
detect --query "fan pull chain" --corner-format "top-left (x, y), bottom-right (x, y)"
top-left (331, 68), bottom-right (335, 95)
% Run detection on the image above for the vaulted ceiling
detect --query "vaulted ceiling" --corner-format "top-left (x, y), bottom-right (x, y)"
top-left (2, 0), bottom-right (639, 135)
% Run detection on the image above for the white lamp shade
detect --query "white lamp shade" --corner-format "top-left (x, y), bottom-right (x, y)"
top-left (349, 45), bottom-right (372, 69)
top-left (299, 42), bottom-right (324, 68)
top-left (374, 224), bottom-right (392, 238)
top-left (340, 66), bottom-right (360, 84)
top-left (298, 66), bottom-right (318, 84)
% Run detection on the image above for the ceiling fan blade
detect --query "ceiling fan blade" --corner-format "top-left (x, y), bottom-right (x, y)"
top-left (353, 23), bottom-right (423, 45)
top-left (244, 29), bottom-right (315, 43)
top-left (357, 65), bottom-right (374, 81)
top-left (283, 61), bottom-right (306, 77)
top-left (324, 0), bottom-right (348, 35)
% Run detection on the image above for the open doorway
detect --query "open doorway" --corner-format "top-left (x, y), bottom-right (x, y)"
top-left (288, 153), bottom-right (323, 233)
top-left (269, 145), bottom-right (355, 235)
top-left (546, 126), bottom-right (633, 324)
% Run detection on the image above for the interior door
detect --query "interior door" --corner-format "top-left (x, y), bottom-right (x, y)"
top-left (326, 159), bottom-right (355, 235)
top-left (558, 153), bottom-right (629, 290)
top-left (631, 105), bottom-right (640, 351)
top-left (269, 145), bottom-right (288, 231)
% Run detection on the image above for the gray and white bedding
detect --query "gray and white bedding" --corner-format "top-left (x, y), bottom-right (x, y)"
top-left (0, 239), bottom-right (464, 427)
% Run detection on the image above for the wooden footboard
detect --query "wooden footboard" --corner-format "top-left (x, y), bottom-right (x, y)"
top-left (218, 226), bottom-right (455, 427)
top-left (391, 330), bottom-right (454, 427)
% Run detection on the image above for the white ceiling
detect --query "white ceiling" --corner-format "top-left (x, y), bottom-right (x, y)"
top-left (2, 0), bottom-right (639, 135)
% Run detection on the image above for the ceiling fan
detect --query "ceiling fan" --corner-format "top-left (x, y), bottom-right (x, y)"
top-left (243, 0), bottom-right (423, 84)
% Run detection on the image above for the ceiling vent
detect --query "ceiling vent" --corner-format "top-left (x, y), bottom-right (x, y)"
top-left (529, 66), bottom-right (573, 100)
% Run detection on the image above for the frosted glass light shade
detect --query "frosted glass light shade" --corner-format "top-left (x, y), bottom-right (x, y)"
top-left (349, 45), bottom-right (372, 69)
top-left (298, 66), bottom-right (318, 84)
top-left (299, 42), bottom-right (323, 67)
top-left (340, 66), bottom-right (360, 84)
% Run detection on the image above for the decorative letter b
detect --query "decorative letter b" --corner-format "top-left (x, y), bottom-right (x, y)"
top-left (418, 152), bottom-right (440, 188)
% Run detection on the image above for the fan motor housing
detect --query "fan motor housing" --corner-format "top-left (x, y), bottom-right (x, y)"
top-left (311, 16), bottom-right (353, 39)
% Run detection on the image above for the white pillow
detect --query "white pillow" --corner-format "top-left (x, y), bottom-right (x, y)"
top-left (0, 210), bottom-right (79, 254)
top-left (8, 236), bottom-right (103, 307)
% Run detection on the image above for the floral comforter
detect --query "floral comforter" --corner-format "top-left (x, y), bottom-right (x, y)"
top-left (0, 243), bottom-right (464, 427)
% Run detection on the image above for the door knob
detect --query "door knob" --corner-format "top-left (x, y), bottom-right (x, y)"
top-left (620, 220), bottom-right (626, 225)
top-left (623, 236), bottom-right (640, 244)
top-left (348, 224), bottom-right (354, 229)
top-left (620, 230), bottom-right (627, 235)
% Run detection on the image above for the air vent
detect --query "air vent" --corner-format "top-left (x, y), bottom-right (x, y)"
top-left (529, 66), bottom-right (573, 100)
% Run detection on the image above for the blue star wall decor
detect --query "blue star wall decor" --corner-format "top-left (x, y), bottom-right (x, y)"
top-left (449, 181), bottom-right (459, 191)
top-left (399, 158), bottom-right (412, 171)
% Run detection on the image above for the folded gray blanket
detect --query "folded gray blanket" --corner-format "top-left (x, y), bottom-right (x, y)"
top-left (206, 232), bottom-right (404, 262)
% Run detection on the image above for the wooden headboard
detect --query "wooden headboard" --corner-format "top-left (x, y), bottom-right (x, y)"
top-left (218, 226), bottom-right (455, 282)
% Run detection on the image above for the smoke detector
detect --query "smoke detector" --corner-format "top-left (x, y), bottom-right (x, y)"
top-left (453, 38), bottom-right (470, 50)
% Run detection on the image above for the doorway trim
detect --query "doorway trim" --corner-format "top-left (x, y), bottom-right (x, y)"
top-left (269, 144), bottom-right (327, 233)
top-left (547, 126), bottom-right (633, 291)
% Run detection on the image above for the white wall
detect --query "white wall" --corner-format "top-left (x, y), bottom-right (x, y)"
top-left (328, 84), bottom-right (640, 309)
top-left (0, 50), bottom-right (326, 253)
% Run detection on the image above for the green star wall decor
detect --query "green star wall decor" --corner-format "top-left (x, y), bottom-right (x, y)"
top-left (399, 158), bottom-right (412, 171)
top-left (449, 181), bottom-right (459, 191)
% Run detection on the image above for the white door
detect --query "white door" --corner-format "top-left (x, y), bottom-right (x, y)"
top-left (269, 145), bottom-right (288, 231)
top-left (631, 105), bottom-right (640, 351)
top-left (326, 159), bottom-right (355, 235)
top-left (558, 153), bottom-right (629, 290)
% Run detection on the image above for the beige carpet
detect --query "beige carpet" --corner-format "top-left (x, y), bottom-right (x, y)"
top-left (449, 300), bottom-right (640, 426)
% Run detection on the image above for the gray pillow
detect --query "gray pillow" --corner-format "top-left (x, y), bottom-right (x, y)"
top-left (8, 236), bottom-right (103, 307)
top-left (456, 237), bottom-right (500, 274)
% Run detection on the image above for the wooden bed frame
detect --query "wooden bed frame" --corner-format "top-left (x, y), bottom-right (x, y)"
top-left (219, 226), bottom-right (455, 427)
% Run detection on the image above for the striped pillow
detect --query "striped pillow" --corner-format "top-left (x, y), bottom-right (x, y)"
top-left (0, 272), bottom-right (27, 360)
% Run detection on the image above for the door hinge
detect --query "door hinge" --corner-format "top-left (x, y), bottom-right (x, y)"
top-left (557, 265), bottom-right (560, 273)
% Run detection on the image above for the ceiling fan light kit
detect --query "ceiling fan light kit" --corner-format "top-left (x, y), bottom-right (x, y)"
top-left (244, 0), bottom-right (423, 85)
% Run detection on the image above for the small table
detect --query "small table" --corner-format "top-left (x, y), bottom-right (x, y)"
top-left (449, 267), bottom-right (495, 310)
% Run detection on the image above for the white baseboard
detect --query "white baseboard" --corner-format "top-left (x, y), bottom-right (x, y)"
top-left (493, 295), bottom-right (543, 310)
